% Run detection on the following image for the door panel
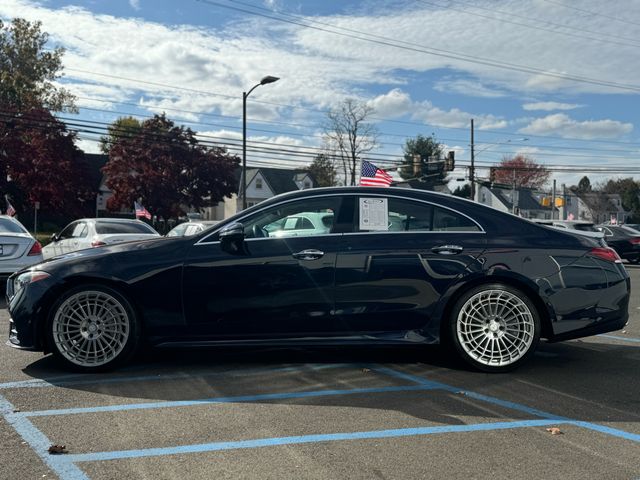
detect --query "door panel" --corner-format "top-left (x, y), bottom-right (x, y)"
top-left (333, 196), bottom-right (486, 335)
top-left (182, 195), bottom-right (348, 338)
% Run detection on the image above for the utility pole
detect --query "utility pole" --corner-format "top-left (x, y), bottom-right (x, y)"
top-left (512, 169), bottom-right (516, 214)
top-left (562, 183), bottom-right (567, 220)
top-left (470, 118), bottom-right (475, 201)
top-left (552, 179), bottom-right (557, 220)
top-left (413, 154), bottom-right (421, 176)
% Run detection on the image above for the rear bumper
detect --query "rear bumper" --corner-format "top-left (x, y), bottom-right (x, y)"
top-left (548, 310), bottom-right (628, 342)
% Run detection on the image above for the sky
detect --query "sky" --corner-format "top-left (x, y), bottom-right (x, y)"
top-left (1, 0), bottom-right (640, 190)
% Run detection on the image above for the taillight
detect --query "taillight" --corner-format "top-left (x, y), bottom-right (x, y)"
top-left (629, 238), bottom-right (640, 245)
top-left (91, 240), bottom-right (107, 248)
top-left (588, 247), bottom-right (622, 263)
top-left (27, 241), bottom-right (42, 256)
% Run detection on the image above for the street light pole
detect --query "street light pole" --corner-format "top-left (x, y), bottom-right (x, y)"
top-left (242, 75), bottom-right (279, 210)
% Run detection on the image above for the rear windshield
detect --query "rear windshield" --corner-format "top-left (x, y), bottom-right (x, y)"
top-left (0, 218), bottom-right (27, 234)
top-left (574, 224), bottom-right (597, 232)
top-left (95, 221), bottom-right (157, 235)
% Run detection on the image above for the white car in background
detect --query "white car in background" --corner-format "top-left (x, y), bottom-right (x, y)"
top-left (0, 216), bottom-right (43, 279)
top-left (531, 219), bottom-right (605, 241)
top-left (264, 212), bottom-right (334, 238)
top-left (42, 218), bottom-right (160, 259)
top-left (166, 220), bottom-right (219, 237)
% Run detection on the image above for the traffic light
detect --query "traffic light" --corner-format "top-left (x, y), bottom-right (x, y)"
top-left (489, 167), bottom-right (496, 183)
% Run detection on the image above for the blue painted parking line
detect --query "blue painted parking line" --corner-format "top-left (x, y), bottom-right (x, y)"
top-left (597, 334), bottom-right (640, 344)
top-left (0, 393), bottom-right (89, 480)
top-left (20, 384), bottom-right (438, 418)
top-left (0, 363), bottom-right (346, 390)
top-left (65, 419), bottom-right (560, 463)
top-left (375, 366), bottom-right (639, 443)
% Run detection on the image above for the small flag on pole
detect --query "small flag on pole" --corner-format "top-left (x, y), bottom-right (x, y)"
top-left (5, 196), bottom-right (16, 217)
top-left (610, 214), bottom-right (617, 225)
top-left (359, 161), bottom-right (393, 187)
top-left (567, 213), bottom-right (575, 221)
top-left (134, 201), bottom-right (152, 220)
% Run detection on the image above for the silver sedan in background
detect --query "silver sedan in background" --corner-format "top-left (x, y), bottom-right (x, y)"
top-left (0, 216), bottom-right (43, 280)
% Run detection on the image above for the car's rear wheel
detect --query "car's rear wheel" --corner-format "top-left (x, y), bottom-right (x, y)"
top-left (449, 284), bottom-right (540, 372)
top-left (48, 285), bottom-right (140, 372)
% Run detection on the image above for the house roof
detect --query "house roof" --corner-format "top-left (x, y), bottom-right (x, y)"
top-left (244, 167), bottom-right (313, 195)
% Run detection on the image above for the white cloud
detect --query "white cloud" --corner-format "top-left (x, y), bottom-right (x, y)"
top-left (411, 101), bottom-right (507, 130)
top-left (522, 102), bottom-right (583, 111)
top-left (519, 114), bottom-right (633, 139)
top-left (434, 79), bottom-right (508, 98)
top-left (129, 0), bottom-right (140, 11)
top-left (367, 89), bottom-right (412, 118)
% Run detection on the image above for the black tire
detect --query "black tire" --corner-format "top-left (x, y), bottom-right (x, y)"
top-left (448, 283), bottom-right (541, 373)
top-left (47, 284), bottom-right (141, 372)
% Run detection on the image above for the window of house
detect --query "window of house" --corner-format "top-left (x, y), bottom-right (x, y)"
top-left (256, 178), bottom-right (263, 189)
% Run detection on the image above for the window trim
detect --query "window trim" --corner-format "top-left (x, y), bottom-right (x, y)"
top-left (197, 193), bottom-right (485, 245)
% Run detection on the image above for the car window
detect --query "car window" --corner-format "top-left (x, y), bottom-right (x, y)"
top-left (358, 197), bottom-right (480, 232)
top-left (95, 221), bottom-right (157, 235)
top-left (574, 224), bottom-right (597, 232)
top-left (167, 223), bottom-right (189, 237)
top-left (71, 223), bottom-right (88, 238)
top-left (0, 218), bottom-right (27, 234)
top-left (58, 222), bottom-right (77, 240)
top-left (243, 197), bottom-right (341, 239)
top-left (184, 224), bottom-right (203, 236)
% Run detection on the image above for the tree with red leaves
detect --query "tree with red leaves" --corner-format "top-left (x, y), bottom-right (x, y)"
top-left (0, 108), bottom-right (93, 217)
top-left (491, 154), bottom-right (550, 189)
top-left (103, 114), bottom-right (239, 218)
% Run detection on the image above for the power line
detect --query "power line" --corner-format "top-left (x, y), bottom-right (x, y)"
top-left (540, 0), bottom-right (640, 29)
top-left (416, 0), bottom-right (640, 49)
top-left (194, 0), bottom-right (640, 92)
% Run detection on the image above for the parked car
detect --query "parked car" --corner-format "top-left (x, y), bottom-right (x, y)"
top-left (7, 187), bottom-right (629, 373)
top-left (264, 212), bottom-right (333, 238)
top-left (530, 219), bottom-right (605, 241)
top-left (166, 221), bottom-right (219, 237)
top-left (596, 225), bottom-right (640, 264)
top-left (623, 223), bottom-right (640, 233)
top-left (42, 218), bottom-right (160, 258)
top-left (0, 216), bottom-right (43, 280)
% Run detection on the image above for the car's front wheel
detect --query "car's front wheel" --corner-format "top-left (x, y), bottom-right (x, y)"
top-left (48, 285), bottom-right (140, 372)
top-left (449, 284), bottom-right (540, 372)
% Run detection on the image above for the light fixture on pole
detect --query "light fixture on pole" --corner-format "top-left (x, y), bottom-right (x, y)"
top-left (242, 75), bottom-right (280, 210)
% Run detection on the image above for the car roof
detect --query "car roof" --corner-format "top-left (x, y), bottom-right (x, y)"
top-left (74, 218), bottom-right (150, 224)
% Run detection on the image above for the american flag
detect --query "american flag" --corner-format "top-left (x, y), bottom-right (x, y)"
top-left (5, 196), bottom-right (16, 217)
top-left (134, 201), bottom-right (152, 220)
top-left (359, 161), bottom-right (393, 187)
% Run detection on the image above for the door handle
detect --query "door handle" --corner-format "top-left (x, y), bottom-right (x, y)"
top-left (292, 249), bottom-right (325, 260)
top-left (431, 244), bottom-right (464, 255)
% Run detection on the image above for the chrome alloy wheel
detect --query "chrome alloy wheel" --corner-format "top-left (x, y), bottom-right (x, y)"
top-left (52, 290), bottom-right (130, 367)
top-left (456, 289), bottom-right (535, 367)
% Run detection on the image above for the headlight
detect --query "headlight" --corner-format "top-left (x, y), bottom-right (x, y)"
top-left (11, 271), bottom-right (51, 298)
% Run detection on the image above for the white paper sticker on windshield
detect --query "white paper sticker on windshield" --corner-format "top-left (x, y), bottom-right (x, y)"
top-left (359, 197), bottom-right (388, 231)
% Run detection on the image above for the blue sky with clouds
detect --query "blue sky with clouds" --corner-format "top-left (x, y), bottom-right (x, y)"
top-left (2, 0), bottom-right (639, 188)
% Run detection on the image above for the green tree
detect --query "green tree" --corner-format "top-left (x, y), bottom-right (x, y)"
top-left (103, 114), bottom-right (239, 218)
top-left (306, 154), bottom-right (337, 187)
top-left (601, 177), bottom-right (640, 221)
top-left (398, 134), bottom-right (445, 189)
top-left (452, 183), bottom-right (471, 198)
top-left (0, 18), bottom-right (75, 112)
top-left (100, 116), bottom-right (142, 154)
top-left (576, 175), bottom-right (592, 193)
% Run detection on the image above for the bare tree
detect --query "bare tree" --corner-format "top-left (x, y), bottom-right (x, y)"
top-left (323, 99), bottom-right (379, 186)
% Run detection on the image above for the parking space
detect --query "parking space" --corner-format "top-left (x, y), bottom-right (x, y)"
top-left (1, 268), bottom-right (639, 480)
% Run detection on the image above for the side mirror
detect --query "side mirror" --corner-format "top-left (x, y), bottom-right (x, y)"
top-left (219, 223), bottom-right (246, 255)
top-left (50, 233), bottom-right (59, 243)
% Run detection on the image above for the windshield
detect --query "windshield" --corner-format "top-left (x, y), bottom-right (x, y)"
top-left (0, 218), bottom-right (27, 234)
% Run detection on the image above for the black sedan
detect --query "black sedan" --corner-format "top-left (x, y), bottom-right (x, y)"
top-left (597, 225), bottom-right (640, 264)
top-left (6, 187), bottom-right (630, 373)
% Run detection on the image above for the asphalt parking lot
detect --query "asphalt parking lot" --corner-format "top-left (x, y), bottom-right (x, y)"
top-left (1, 267), bottom-right (639, 480)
